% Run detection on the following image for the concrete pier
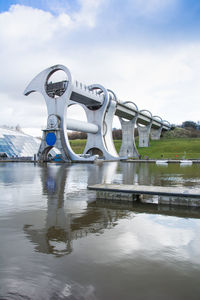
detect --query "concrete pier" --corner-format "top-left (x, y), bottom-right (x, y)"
top-left (119, 115), bottom-right (139, 158)
top-left (150, 116), bottom-right (163, 140)
top-left (137, 110), bottom-right (153, 147)
top-left (88, 184), bottom-right (200, 207)
top-left (150, 127), bottom-right (163, 140)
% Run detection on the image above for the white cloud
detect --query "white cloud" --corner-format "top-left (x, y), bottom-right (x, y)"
top-left (0, 1), bottom-right (102, 48)
top-left (42, 0), bottom-right (72, 14)
top-left (70, 44), bottom-right (200, 124)
top-left (130, 0), bottom-right (178, 17)
top-left (0, 2), bottom-right (200, 132)
top-left (0, 5), bottom-right (62, 45)
top-left (84, 214), bottom-right (200, 265)
top-left (74, 0), bottom-right (104, 27)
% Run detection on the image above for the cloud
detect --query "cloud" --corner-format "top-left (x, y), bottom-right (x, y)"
top-left (0, 2), bottom-right (200, 133)
top-left (130, 0), bottom-right (178, 17)
top-left (0, 1), bottom-right (103, 49)
top-left (70, 43), bottom-right (200, 124)
top-left (73, 0), bottom-right (104, 27)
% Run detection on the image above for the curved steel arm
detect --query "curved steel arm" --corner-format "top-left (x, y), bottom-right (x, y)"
top-left (123, 101), bottom-right (138, 111)
top-left (162, 120), bottom-right (171, 127)
top-left (107, 89), bottom-right (118, 103)
top-left (24, 64), bottom-right (72, 100)
top-left (153, 115), bottom-right (162, 122)
top-left (139, 109), bottom-right (152, 117)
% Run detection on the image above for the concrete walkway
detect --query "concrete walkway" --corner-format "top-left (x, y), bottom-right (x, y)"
top-left (88, 184), bottom-right (200, 207)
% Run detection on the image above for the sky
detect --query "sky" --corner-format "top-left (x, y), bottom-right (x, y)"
top-left (1, 0), bottom-right (200, 136)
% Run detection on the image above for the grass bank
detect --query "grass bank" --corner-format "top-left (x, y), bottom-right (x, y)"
top-left (69, 138), bottom-right (200, 160)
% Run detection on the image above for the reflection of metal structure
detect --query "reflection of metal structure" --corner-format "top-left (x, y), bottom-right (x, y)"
top-left (24, 65), bottom-right (171, 162)
top-left (23, 163), bottom-right (200, 257)
top-left (24, 164), bottom-right (128, 256)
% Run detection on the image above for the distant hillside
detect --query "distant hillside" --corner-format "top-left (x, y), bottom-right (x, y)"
top-left (163, 127), bottom-right (200, 138)
top-left (136, 138), bottom-right (200, 160)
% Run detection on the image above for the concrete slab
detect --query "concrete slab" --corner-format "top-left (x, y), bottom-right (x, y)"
top-left (88, 184), bottom-right (200, 207)
top-left (88, 184), bottom-right (200, 199)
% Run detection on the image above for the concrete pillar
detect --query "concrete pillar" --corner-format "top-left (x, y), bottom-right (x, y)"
top-left (150, 126), bottom-right (163, 140)
top-left (119, 115), bottom-right (139, 158)
top-left (138, 123), bottom-right (152, 147)
top-left (137, 109), bottom-right (153, 148)
top-left (151, 116), bottom-right (163, 141)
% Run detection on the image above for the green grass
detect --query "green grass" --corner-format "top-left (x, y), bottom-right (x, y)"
top-left (137, 138), bottom-right (200, 159)
top-left (69, 138), bottom-right (200, 159)
top-left (69, 139), bottom-right (86, 154)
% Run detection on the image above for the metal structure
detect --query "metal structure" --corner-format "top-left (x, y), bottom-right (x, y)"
top-left (24, 64), bottom-right (171, 162)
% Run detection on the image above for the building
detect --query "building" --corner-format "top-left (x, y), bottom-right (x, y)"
top-left (0, 127), bottom-right (40, 158)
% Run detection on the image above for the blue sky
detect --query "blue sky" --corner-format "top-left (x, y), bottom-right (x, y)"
top-left (1, 0), bottom-right (200, 46)
top-left (0, 0), bottom-right (78, 14)
top-left (1, 0), bottom-right (200, 38)
top-left (0, 0), bottom-right (200, 134)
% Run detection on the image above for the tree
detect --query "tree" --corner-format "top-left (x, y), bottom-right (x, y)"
top-left (181, 121), bottom-right (197, 129)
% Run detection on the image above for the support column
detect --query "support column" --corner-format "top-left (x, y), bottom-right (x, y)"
top-left (150, 116), bottom-right (163, 140)
top-left (138, 124), bottom-right (152, 147)
top-left (119, 116), bottom-right (139, 158)
top-left (119, 101), bottom-right (139, 158)
top-left (137, 110), bottom-right (153, 148)
top-left (150, 126), bottom-right (163, 140)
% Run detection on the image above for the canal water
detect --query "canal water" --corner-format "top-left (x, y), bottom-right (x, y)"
top-left (1, 162), bottom-right (200, 300)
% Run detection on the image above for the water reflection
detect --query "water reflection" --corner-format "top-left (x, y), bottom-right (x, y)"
top-left (24, 164), bottom-right (131, 257)
top-left (0, 162), bottom-right (37, 185)
top-left (1, 162), bottom-right (200, 299)
top-left (22, 162), bottom-right (200, 258)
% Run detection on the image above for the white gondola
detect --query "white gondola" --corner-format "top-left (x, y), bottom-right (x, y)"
top-left (156, 160), bottom-right (168, 165)
top-left (180, 160), bottom-right (193, 165)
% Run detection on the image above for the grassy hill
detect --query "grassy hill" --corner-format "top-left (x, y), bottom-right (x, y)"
top-left (135, 138), bottom-right (200, 159)
top-left (69, 138), bottom-right (200, 159)
top-left (69, 128), bottom-right (200, 160)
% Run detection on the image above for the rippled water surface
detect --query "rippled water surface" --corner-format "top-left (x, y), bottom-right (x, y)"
top-left (1, 162), bottom-right (200, 300)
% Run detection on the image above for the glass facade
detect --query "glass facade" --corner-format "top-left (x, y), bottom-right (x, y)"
top-left (0, 128), bottom-right (40, 158)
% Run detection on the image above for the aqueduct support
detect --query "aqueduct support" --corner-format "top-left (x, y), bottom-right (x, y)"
top-left (119, 102), bottom-right (139, 158)
top-left (150, 116), bottom-right (163, 140)
top-left (138, 110), bottom-right (153, 148)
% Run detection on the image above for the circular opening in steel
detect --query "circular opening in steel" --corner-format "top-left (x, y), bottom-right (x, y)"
top-left (67, 104), bottom-right (88, 154)
top-left (87, 105), bottom-right (102, 111)
top-left (87, 148), bottom-right (103, 157)
top-left (48, 148), bottom-right (63, 162)
top-left (137, 122), bottom-right (146, 128)
top-left (137, 110), bottom-right (152, 128)
top-left (112, 115), bottom-right (122, 154)
top-left (46, 70), bottom-right (68, 98)
top-left (121, 102), bottom-right (138, 122)
top-left (87, 88), bottom-right (103, 111)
